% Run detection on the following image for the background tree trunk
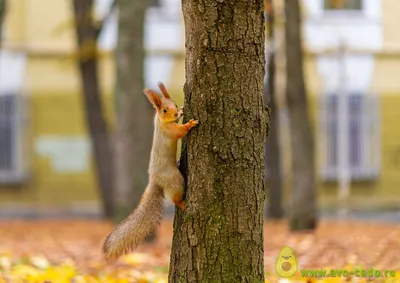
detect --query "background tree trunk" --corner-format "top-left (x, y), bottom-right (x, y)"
top-left (72, 0), bottom-right (114, 218)
top-left (265, 0), bottom-right (284, 219)
top-left (284, 0), bottom-right (317, 231)
top-left (168, 1), bottom-right (268, 282)
top-left (0, 0), bottom-right (6, 46)
top-left (113, 0), bottom-right (153, 232)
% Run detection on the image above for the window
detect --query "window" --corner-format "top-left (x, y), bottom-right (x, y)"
top-left (0, 51), bottom-right (28, 184)
top-left (0, 94), bottom-right (28, 183)
top-left (319, 93), bottom-right (380, 181)
top-left (324, 0), bottom-right (362, 10)
top-left (0, 95), bottom-right (14, 172)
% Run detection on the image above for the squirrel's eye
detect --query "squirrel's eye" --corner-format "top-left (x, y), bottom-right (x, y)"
top-left (163, 109), bottom-right (167, 113)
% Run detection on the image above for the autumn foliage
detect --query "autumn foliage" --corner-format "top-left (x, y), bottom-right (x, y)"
top-left (0, 219), bottom-right (400, 282)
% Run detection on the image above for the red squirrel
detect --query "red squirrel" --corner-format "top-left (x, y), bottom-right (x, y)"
top-left (102, 82), bottom-right (199, 261)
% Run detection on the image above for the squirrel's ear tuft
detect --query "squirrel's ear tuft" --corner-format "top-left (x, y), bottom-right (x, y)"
top-left (144, 88), bottom-right (162, 110)
top-left (157, 82), bottom-right (170, 99)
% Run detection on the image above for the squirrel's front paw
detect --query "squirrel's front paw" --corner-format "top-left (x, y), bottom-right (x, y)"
top-left (178, 106), bottom-right (184, 117)
top-left (188, 119), bottom-right (199, 128)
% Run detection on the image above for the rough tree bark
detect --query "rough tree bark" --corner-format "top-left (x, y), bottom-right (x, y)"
top-left (265, 0), bottom-right (284, 219)
top-left (168, 0), bottom-right (268, 282)
top-left (284, 0), bottom-right (317, 230)
top-left (113, 0), bottom-right (153, 228)
top-left (72, 0), bottom-right (114, 218)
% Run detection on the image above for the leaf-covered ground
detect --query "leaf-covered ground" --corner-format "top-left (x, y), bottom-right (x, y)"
top-left (0, 218), bottom-right (400, 282)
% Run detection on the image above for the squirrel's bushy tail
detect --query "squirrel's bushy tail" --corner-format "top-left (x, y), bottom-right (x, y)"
top-left (102, 183), bottom-right (164, 261)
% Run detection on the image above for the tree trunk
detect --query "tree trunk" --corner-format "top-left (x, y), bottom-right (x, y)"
top-left (266, 91), bottom-right (284, 219)
top-left (265, 0), bottom-right (284, 219)
top-left (168, 1), bottom-right (268, 282)
top-left (72, 0), bottom-right (114, 218)
top-left (114, 0), bottom-right (155, 244)
top-left (284, 0), bottom-right (317, 231)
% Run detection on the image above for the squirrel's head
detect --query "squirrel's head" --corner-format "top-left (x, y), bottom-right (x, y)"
top-left (144, 82), bottom-right (179, 123)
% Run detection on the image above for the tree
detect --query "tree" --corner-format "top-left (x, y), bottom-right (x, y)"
top-left (0, 0), bottom-right (6, 46)
top-left (113, 0), bottom-right (154, 228)
top-left (265, 0), bottom-right (284, 219)
top-left (284, 0), bottom-right (317, 230)
top-left (168, 1), bottom-right (268, 282)
top-left (72, 0), bottom-right (115, 218)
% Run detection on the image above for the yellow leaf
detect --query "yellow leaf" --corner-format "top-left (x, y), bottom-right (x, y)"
top-left (0, 256), bottom-right (11, 270)
top-left (11, 264), bottom-right (39, 278)
top-left (72, 275), bottom-right (87, 283)
top-left (29, 255), bottom-right (50, 269)
top-left (119, 253), bottom-right (151, 266)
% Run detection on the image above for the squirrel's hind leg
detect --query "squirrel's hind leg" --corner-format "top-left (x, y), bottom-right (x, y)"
top-left (166, 171), bottom-right (185, 211)
top-left (172, 196), bottom-right (185, 211)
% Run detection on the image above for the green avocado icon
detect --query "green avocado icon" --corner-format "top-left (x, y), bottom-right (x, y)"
top-left (275, 246), bottom-right (298, 278)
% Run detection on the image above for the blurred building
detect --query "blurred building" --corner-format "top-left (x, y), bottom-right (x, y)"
top-left (0, 0), bottom-right (399, 216)
top-left (0, 0), bottom-right (183, 216)
top-left (274, 0), bottom-right (400, 209)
